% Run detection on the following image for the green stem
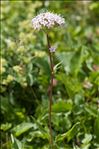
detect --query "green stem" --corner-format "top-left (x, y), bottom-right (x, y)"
top-left (46, 33), bottom-right (54, 148)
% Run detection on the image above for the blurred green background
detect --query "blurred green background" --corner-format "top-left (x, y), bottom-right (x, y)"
top-left (1, 0), bottom-right (99, 149)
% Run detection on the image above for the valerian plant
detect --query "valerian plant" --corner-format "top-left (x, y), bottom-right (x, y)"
top-left (32, 11), bottom-right (65, 148)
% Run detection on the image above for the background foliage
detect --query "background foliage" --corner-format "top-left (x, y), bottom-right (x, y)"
top-left (0, 0), bottom-right (99, 149)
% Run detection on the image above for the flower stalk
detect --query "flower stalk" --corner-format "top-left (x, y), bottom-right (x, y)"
top-left (46, 33), bottom-right (54, 148)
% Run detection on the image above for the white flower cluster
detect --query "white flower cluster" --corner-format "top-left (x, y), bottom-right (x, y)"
top-left (32, 12), bottom-right (65, 30)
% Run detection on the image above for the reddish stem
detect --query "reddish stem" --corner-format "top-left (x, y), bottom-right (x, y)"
top-left (46, 33), bottom-right (54, 148)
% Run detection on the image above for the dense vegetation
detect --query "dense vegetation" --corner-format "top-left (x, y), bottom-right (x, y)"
top-left (1, 0), bottom-right (99, 149)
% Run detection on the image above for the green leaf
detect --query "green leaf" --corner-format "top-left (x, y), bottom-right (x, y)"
top-left (70, 46), bottom-right (88, 76)
top-left (56, 73), bottom-right (81, 97)
top-left (94, 114), bottom-right (99, 142)
top-left (56, 52), bottom-right (74, 74)
top-left (1, 123), bottom-right (12, 131)
top-left (82, 134), bottom-right (92, 147)
top-left (55, 122), bottom-right (80, 142)
top-left (11, 134), bottom-right (22, 149)
top-left (27, 73), bottom-right (33, 86)
top-left (81, 133), bottom-right (92, 149)
top-left (36, 57), bottom-right (50, 75)
top-left (54, 61), bottom-right (63, 72)
top-left (85, 105), bottom-right (97, 118)
top-left (52, 100), bottom-right (73, 113)
top-left (27, 130), bottom-right (49, 142)
top-left (12, 122), bottom-right (37, 137)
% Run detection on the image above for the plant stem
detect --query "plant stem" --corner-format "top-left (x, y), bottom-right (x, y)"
top-left (46, 33), bottom-right (54, 148)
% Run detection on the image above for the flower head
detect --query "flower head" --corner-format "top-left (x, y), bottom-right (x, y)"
top-left (32, 12), bottom-right (65, 31)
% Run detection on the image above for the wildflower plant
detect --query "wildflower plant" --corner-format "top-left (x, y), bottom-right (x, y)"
top-left (32, 11), bottom-right (65, 148)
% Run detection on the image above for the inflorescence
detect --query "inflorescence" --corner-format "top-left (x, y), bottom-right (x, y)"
top-left (32, 12), bottom-right (65, 31)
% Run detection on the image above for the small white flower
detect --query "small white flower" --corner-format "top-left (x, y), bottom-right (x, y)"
top-left (49, 46), bottom-right (57, 53)
top-left (32, 12), bottom-right (65, 31)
